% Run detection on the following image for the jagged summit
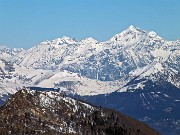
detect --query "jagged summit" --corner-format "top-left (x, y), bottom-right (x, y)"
top-left (147, 31), bottom-right (157, 38)
top-left (122, 25), bottom-right (146, 34)
top-left (0, 89), bottom-right (159, 135)
top-left (127, 25), bottom-right (140, 31)
top-left (107, 25), bottom-right (148, 45)
top-left (129, 25), bottom-right (136, 28)
top-left (52, 36), bottom-right (77, 45)
top-left (0, 45), bottom-right (24, 60)
top-left (36, 36), bottom-right (77, 47)
top-left (80, 37), bottom-right (98, 44)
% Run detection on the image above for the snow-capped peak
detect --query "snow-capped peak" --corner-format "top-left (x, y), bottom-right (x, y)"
top-left (128, 25), bottom-right (139, 31)
top-left (148, 31), bottom-right (158, 38)
top-left (52, 36), bottom-right (77, 45)
top-left (80, 37), bottom-right (98, 44)
top-left (34, 36), bottom-right (77, 48)
top-left (123, 25), bottom-right (146, 34)
top-left (107, 25), bottom-right (146, 44)
top-left (0, 45), bottom-right (25, 60)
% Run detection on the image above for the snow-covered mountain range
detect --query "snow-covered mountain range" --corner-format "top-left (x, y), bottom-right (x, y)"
top-left (0, 25), bottom-right (179, 134)
top-left (0, 25), bottom-right (179, 95)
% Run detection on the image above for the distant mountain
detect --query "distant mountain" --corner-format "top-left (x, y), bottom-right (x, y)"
top-left (0, 46), bottom-right (24, 60)
top-left (0, 25), bottom-right (179, 134)
top-left (10, 25), bottom-right (180, 87)
top-left (0, 89), bottom-right (159, 135)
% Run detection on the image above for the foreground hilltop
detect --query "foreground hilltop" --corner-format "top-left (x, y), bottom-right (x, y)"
top-left (0, 89), bottom-right (159, 135)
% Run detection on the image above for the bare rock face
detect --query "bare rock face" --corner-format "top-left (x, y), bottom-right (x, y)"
top-left (0, 89), bottom-right (159, 135)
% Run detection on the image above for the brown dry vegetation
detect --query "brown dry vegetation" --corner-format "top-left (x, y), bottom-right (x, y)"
top-left (0, 89), bottom-right (160, 135)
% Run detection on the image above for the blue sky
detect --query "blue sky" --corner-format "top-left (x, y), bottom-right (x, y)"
top-left (0, 0), bottom-right (180, 49)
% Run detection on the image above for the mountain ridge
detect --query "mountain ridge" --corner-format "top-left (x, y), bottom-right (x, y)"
top-left (0, 89), bottom-right (160, 135)
top-left (0, 25), bottom-right (179, 134)
top-left (0, 25), bottom-right (179, 94)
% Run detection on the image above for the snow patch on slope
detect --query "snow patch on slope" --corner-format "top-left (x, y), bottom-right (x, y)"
top-left (37, 70), bottom-right (124, 96)
top-left (151, 49), bottom-right (171, 60)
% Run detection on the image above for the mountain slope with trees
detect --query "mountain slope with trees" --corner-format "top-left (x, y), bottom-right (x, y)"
top-left (0, 89), bottom-right (159, 135)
